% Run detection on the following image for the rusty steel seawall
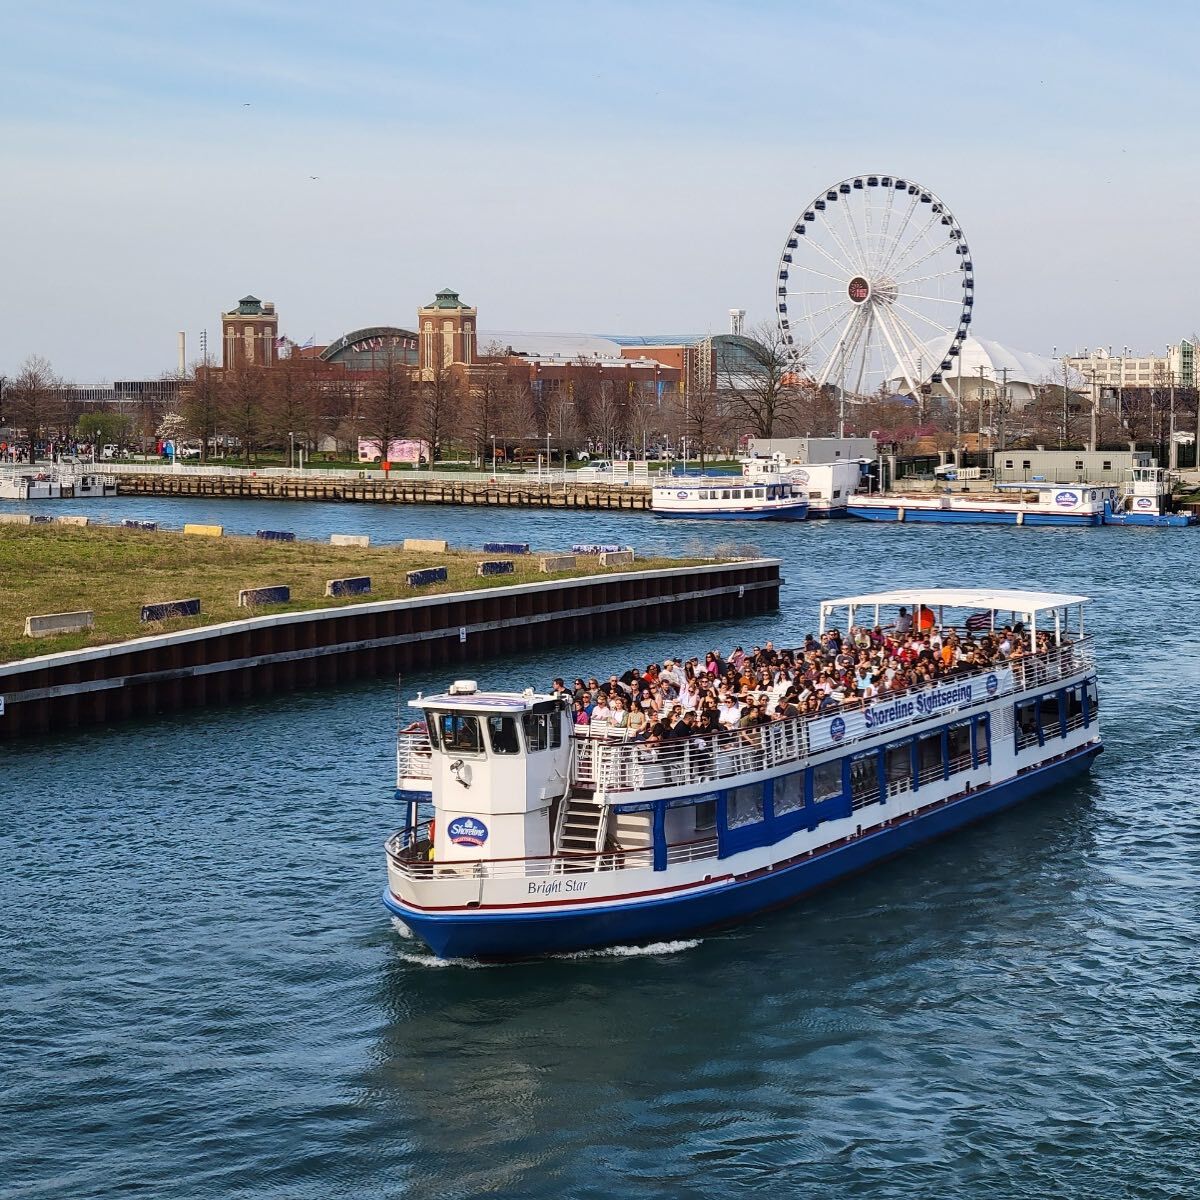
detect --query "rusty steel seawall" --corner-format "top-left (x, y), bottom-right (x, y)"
top-left (0, 560), bottom-right (781, 740)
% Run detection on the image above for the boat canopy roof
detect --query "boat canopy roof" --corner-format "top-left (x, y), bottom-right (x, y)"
top-left (821, 587), bottom-right (1089, 615)
top-left (411, 690), bottom-right (559, 713)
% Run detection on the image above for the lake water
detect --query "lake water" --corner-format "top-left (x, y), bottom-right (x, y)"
top-left (3, 498), bottom-right (1198, 1198)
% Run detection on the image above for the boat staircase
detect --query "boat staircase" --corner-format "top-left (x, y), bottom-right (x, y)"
top-left (554, 788), bottom-right (607, 861)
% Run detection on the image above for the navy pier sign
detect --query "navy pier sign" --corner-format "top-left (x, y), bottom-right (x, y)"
top-left (141, 598), bottom-right (201, 622)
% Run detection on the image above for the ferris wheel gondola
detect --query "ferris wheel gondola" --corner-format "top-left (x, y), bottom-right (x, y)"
top-left (776, 175), bottom-right (973, 399)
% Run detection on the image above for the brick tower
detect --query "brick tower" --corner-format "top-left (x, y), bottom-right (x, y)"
top-left (222, 295), bottom-right (279, 369)
top-left (417, 288), bottom-right (476, 378)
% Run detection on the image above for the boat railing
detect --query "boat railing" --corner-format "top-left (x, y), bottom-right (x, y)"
top-left (385, 827), bottom-right (718, 880)
top-left (397, 725), bottom-right (433, 783)
top-left (573, 637), bottom-right (1094, 796)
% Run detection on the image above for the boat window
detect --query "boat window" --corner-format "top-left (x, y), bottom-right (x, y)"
top-left (699, 490), bottom-right (710, 500)
top-left (486, 715), bottom-right (521, 755)
top-left (885, 742), bottom-right (912, 794)
top-left (851, 752), bottom-right (880, 809)
top-left (917, 733), bottom-right (942, 782)
top-left (694, 799), bottom-right (717, 830)
top-left (1086, 678), bottom-right (1099, 720)
top-left (973, 716), bottom-right (990, 765)
top-left (522, 711), bottom-right (561, 752)
top-left (947, 723), bottom-right (972, 772)
top-left (756, 488), bottom-right (766, 499)
top-left (1015, 700), bottom-right (1038, 749)
top-left (728, 783), bottom-right (765, 827)
top-left (434, 712), bottom-right (483, 755)
top-left (721, 489), bottom-right (731, 500)
top-left (1066, 685), bottom-right (1086, 729)
top-left (424, 713), bottom-right (442, 750)
top-left (812, 760), bottom-right (842, 803)
top-left (1039, 693), bottom-right (1062, 739)
top-left (774, 771), bottom-right (805, 814)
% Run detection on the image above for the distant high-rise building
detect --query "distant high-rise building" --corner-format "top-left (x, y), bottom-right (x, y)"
top-left (222, 295), bottom-right (279, 369)
top-left (417, 288), bottom-right (476, 377)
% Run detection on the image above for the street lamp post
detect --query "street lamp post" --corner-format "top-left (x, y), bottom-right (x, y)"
top-left (288, 430), bottom-right (295, 472)
top-left (491, 435), bottom-right (497, 479)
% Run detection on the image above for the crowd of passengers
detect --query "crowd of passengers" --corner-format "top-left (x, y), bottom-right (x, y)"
top-left (551, 608), bottom-right (1061, 745)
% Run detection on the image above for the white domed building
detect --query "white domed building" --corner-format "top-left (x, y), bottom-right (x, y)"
top-left (890, 336), bottom-right (1069, 409)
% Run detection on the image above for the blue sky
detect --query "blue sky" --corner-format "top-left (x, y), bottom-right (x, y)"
top-left (2, 0), bottom-right (1198, 381)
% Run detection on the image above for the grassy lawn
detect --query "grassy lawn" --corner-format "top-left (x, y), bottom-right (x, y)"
top-left (0, 525), bottom-right (707, 665)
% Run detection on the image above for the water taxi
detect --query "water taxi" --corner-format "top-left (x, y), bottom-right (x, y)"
top-left (1103, 467), bottom-right (1196, 527)
top-left (383, 588), bottom-right (1102, 960)
top-left (651, 474), bottom-right (809, 520)
top-left (847, 484), bottom-right (1114, 526)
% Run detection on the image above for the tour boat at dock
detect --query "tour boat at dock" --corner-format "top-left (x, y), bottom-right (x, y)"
top-left (651, 473), bottom-right (809, 520)
top-left (741, 454), bottom-right (864, 518)
top-left (0, 467), bottom-right (116, 501)
top-left (383, 588), bottom-right (1102, 960)
top-left (847, 484), bottom-right (1115, 526)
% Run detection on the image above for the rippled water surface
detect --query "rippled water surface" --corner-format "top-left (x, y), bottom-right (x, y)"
top-left (4, 500), bottom-right (1199, 1198)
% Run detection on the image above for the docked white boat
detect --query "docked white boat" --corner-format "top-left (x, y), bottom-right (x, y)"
top-left (0, 467), bottom-right (116, 500)
top-left (651, 473), bottom-right (809, 520)
top-left (383, 588), bottom-right (1102, 959)
top-left (848, 484), bottom-right (1116, 526)
top-left (742, 454), bottom-right (864, 518)
top-left (1103, 467), bottom-right (1195, 527)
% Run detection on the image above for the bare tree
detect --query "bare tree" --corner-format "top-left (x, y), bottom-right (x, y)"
top-left (672, 385), bottom-right (727, 467)
top-left (415, 360), bottom-right (458, 462)
top-left (717, 323), bottom-right (800, 439)
top-left (265, 351), bottom-right (323, 463)
top-left (6, 355), bottom-right (63, 453)
top-left (361, 347), bottom-right (414, 462)
top-left (180, 366), bottom-right (223, 462)
top-left (221, 367), bottom-right (268, 465)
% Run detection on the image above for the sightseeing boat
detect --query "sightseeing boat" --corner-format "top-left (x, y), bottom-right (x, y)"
top-left (847, 484), bottom-right (1115, 526)
top-left (1102, 466), bottom-right (1196, 527)
top-left (383, 588), bottom-right (1102, 960)
top-left (651, 474), bottom-right (809, 520)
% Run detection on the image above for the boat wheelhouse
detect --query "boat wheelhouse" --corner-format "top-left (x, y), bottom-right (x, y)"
top-left (651, 474), bottom-right (809, 520)
top-left (1103, 466), bottom-right (1195, 527)
top-left (384, 588), bottom-right (1102, 960)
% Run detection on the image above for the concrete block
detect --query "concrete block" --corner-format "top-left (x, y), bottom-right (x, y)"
top-left (539, 554), bottom-right (577, 573)
top-left (256, 529), bottom-right (296, 542)
top-left (54, 515), bottom-right (89, 526)
top-left (238, 585), bottom-right (291, 607)
top-left (477, 560), bottom-right (514, 577)
top-left (571, 543), bottom-right (629, 555)
top-left (403, 537), bottom-right (448, 553)
top-left (599, 549), bottom-right (635, 567)
top-left (0, 513), bottom-right (32, 525)
top-left (326, 576), bottom-right (371, 598)
top-left (24, 610), bottom-right (95, 638)
top-left (121, 519), bottom-right (158, 531)
top-left (406, 566), bottom-right (448, 587)
top-left (30, 514), bottom-right (53, 524)
top-left (141, 598), bottom-right (201, 622)
top-left (183, 523), bottom-right (223, 537)
top-left (330, 533), bottom-right (369, 547)
top-left (482, 542), bottom-right (530, 554)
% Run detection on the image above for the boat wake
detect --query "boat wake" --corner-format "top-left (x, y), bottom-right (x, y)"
top-left (390, 927), bottom-right (702, 968)
top-left (555, 939), bottom-right (702, 960)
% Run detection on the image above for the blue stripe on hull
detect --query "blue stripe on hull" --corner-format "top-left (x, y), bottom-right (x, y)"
top-left (384, 744), bottom-right (1101, 959)
top-left (1105, 512), bottom-right (1195, 527)
top-left (653, 507), bottom-right (808, 521)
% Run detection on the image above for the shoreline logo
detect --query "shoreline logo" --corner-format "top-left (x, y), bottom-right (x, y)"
top-left (1054, 491), bottom-right (1078, 507)
top-left (830, 716), bottom-right (846, 741)
top-left (447, 816), bottom-right (489, 846)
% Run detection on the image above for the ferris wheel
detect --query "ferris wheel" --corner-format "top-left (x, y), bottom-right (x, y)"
top-left (776, 174), bottom-right (973, 398)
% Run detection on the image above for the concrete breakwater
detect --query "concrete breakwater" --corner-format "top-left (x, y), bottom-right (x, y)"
top-left (115, 472), bottom-right (651, 509)
top-left (0, 559), bottom-right (780, 739)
